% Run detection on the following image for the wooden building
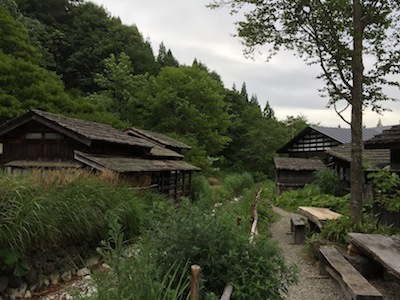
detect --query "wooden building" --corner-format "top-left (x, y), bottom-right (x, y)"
top-left (275, 125), bottom-right (390, 195)
top-left (273, 157), bottom-right (325, 194)
top-left (0, 110), bottom-right (200, 200)
top-left (364, 125), bottom-right (400, 227)
top-left (327, 144), bottom-right (390, 192)
top-left (277, 126), bottom-right (388, 160)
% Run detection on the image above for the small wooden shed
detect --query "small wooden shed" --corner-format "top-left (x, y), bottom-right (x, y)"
top-left (273, 157), bottom-right (325, 194)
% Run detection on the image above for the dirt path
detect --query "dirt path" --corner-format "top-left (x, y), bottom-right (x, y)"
top-left (270, 206), bottom-right (345, 300)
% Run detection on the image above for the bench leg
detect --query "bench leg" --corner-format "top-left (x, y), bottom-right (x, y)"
top-left (319, 250), bottom-right (329, 275)
top-left (293, 225), bottom-right (305, 244)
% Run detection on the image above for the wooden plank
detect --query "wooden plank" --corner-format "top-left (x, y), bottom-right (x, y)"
top-left (348, 233), bottom-right (400, 281)
top-left (298, 206), bottom-right (342, 229)
top-left (319, 246), bottom-right (382, 300)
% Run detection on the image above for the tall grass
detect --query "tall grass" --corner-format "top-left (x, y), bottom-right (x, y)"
top-left (0, 170), bottom-right (149, 258)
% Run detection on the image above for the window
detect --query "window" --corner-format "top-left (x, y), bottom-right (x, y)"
top-left (44, 132), bottom-right (63, 139)
top-left (25, 133), bottom-right (42, 139)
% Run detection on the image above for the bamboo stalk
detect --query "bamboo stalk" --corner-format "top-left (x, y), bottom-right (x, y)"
top-left (190, 264), bottom-right (201, 300)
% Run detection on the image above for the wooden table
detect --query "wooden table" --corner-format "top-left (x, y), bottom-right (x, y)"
top-left (298, 206), bottom-right (342, 229)
top-left (348, 233), bottom-right (400, 281)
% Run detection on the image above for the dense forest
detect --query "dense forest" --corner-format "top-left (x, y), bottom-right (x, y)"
top-left (0, 0), bottom-right (308, 177)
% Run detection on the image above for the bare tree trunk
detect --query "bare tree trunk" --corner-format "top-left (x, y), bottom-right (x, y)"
top-left (350, 0), bottom-right (364, 223)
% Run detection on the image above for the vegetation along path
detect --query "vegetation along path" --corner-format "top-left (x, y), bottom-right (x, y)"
top-left (270, 206), bottom-right (344, 300)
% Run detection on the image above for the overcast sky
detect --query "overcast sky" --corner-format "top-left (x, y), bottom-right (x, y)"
top-left (90, 0), bottom-right (400, 128)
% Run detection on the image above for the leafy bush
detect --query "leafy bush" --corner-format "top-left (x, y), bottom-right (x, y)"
top-left (314, 168), bottom-right (342, 196)
top-left (86, 217), bottom-right (190, 300)
top-left (274, 184), bottom-right (349, 215)
top-left (212, 172), bottom-right (255, 203)
top-left (367, 166), bottom-right (400, 212)
top-left (274, 184), bottom-right (321, 212)
top-left (190, 174), bottom-right (212, 204)
top-left (150, 201), bottom-right (297, 299)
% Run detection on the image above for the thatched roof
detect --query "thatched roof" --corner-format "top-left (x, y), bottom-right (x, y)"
top-left (327, 144), bottom-right (390, 170)
top-left (74, 151), bottom-right (201, 173)
top-left (125, 128), bottom-right (191, 150)
top-left (274, 157), bottom-right (325, 171)
top-left (365, 125), bottom-right (400, 149)
top-left (0, 110), bottom-right (153, 149)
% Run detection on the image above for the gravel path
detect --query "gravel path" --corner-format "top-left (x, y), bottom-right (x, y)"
top-left (270, 206), bottom-right (346, 300)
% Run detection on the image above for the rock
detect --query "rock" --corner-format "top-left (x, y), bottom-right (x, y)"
top-left (23, 269), bottom-right (38, 285)
top-left (7, 282), bottom-right (27, 299)
top-left (8, 276), bottom-right (23, 289)
top-left (42, 261), bottom-right (56, 275)
top-left (31, 250), bottom-right (45, 269)
top-left (85, 256), bottom-right (99, 268)
top-left (76, 267), bottom-right (90, 277)
top-left (45, 251), bottom-right (58, 263)
top-left (61, 270), bottom-right (72, 282)
top-left (49, 272), bottom-right (60, 285)
top-left (38, 276), bottom-right (50, 289)
top-left (0, 276), bottom-right (9, 293)
top-left (24, 290), bottom-right (32, 298)
top-left (101, 263), bottom-right (111, 269)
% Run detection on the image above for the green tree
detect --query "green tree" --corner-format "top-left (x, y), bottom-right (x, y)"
top-left (209, 0), bottom-right (400, 222)
top-left (221, 90), bottom-right (289, 176)
top-left (0, 4), bottom-right (39, 63)
top-left (0, 6), bottom-right (72, 123)
top-left (263, 101), bottom-right (275, 119)
top-left (140, 66), bottom-right (231, 158)
top-left (156, 42), bottom-right (179, 69)
top-left (283, 115), bottom-right (309, 138)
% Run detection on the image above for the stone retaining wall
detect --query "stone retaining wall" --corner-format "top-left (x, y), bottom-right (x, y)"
top-left (0, 247), bottom-right (99, 299)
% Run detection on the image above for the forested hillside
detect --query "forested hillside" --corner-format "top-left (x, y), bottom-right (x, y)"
top-left (0, 0), bottom-right (307, 176)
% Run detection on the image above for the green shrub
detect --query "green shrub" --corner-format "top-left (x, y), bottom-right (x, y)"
top-left (151, 201), bottom-right (297, 299)
top-left (274, 184), bottom-right (321, 212)
top-left (367, 166), bottom-right (400, 212)
top-left (89, 217), bottom-right (190, 300)
top-left (190, 174), bottom-right (212, 204)
top-left (314, 168), bottom-right (342, 196)
top-left (211, 172), bottom-right (255, 204)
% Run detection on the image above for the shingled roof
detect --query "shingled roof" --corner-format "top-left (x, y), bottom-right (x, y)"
top-left (0, 110), bottom-right (153, 149)
top-left (365, 125), bottom-right (400, 149)
top-left (125, 128), bottom-right (191, 150)
top-left (273, 157), bottom-right (325, 171)
top-left (327, 144), bottom-right (390, 170)
top-left (74, 151), bottom-right (200, 173)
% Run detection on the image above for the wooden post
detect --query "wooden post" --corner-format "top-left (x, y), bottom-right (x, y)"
top-left (190, 264), bottom-right (201, 300)
top-left (220, 283), bottom-right (233, 300)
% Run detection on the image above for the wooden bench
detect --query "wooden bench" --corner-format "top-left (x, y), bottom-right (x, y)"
top-left (298, 206), bottom-right (342, 231)
top-left (290, 214), bottom-right (305, 244)
top-left (319, 245), bottom-right (382, 300)
top-left (348, 233), bottom-right (400, 281)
